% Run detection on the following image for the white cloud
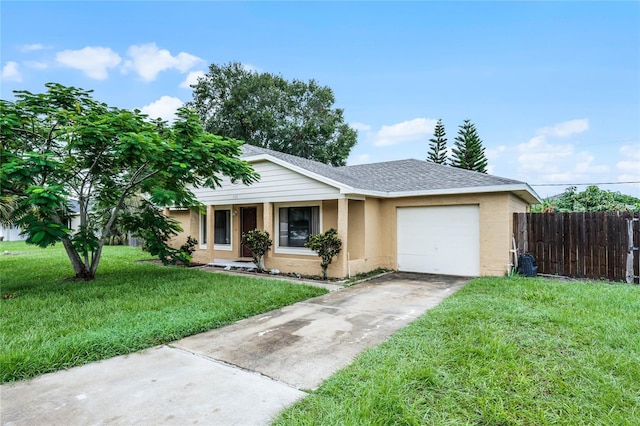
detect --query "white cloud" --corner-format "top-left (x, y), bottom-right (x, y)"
top-left (545, 172), bottom-right (575, 182)
top-left (517, 135), bottom-right (574, 176)
top-left (348, 154), bottom-right (371, 165)
top-left (617, 144), bottom-right (640, 179)
top-left (25, 61), bottom-right (48, 70)
top-left (373, 118), bottom-right (438, 147)
top-left (486, 145), bottom-right (507, 160)
top-left (485, 147), bottom-right (507, 176)
top-left (124, 43), bottom-right (202, 81)
top-left (140, 96), bottom-right (184, 123)
top-left (56, 46), bottom-right (121, 80)
top-left (242, 63), bottom-right (259, 73)
top-left (617, 161), bottom-right (640, 174)
top-left (574, 152), bottom-right (609, 174)
top-left (20, 43), bottom-right (45, 52)
top-left (350, 122), bottom-right (371, 132)
top-left (516, 125), bottom-right (614, 185)
top-left (179, 70), bottom-right (205, 89)
top-left (1, 61), bottom-right (22, 82)
top-left (538, 118), bottom-right (589, 138)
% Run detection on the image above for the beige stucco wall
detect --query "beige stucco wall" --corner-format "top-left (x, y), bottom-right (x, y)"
top-left (168, 202), bottom-right (332, 276)
top-left (168, 192), bottom-right (531, 278)
top-left (260, 199), bottom-right (342, 278)
top-left (192, 203), bottom-right (265, 264)
top-left (321, 200), bottom-right (338, 230)
top-left (369, 192), bottom-right (530, 277)
top-left (347, 200), bottom-right (365, 260)
top-left (166, 209), bottom-right (197, 249)
top-left (346, 197), bottom-right (392, 276)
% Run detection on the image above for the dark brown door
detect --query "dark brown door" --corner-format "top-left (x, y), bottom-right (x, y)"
top-left (240, 207), bottom-right (257, 258)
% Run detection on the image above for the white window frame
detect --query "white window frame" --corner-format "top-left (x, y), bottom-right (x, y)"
top-left (213, 205), bottom-right (233, 251)
top-left (274, 201), bottom-right (322, 256)
top-left (199, 211), bottom-right (208, 249)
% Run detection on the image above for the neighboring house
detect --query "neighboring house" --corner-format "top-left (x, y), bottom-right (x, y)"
top-left (0, 200), bottom-right (81, 242)
top-left (0, 225), bottom-right (25, 242)
top-left (166, 145), bottom-right (540, 278)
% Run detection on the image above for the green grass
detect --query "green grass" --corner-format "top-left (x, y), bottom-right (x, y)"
top-left (274, 276), bottom-right (640, 425)
top-left (0, 241), bottom-right (327, 383)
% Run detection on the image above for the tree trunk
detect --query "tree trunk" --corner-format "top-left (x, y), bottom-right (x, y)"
top-left (89, 243), bottom-right (105, 278)
top-left (61, 239), bottom-right (95, 280)
top-left (256, 256), bottom-right (265, 272)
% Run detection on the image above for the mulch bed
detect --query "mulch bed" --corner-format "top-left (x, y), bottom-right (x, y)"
top-left (137, 259), bottom-right (206, 268)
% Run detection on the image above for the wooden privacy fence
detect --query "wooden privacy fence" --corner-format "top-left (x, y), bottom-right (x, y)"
top-left (513, 212), bottom-right (640, 284)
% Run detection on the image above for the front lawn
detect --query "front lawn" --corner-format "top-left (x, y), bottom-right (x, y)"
top-left (275, 276), bottom-right (640, 425)
top-left (0, 241), bottom-right (327, 383)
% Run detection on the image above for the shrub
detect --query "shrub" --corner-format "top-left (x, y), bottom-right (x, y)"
top-left (179, 236), bottom-right (198, 257)
top-left (305, 228), bottom-right (342, 280)
top-left (241, 230), bottom-right (272, 271)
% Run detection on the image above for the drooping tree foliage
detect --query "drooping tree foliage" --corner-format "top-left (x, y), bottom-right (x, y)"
top-left (427, 119), bottom-right (448, 164)
top-left (0, 83), bottom-right (258, 280)
top-left (450, 119), bottom-right (488, 173)
top-left (188, 62), bottom-right (358, 166)
top-left (0, 195), bottom-right (21, 226)
top-left (533, 185), bottom-right (640, 212)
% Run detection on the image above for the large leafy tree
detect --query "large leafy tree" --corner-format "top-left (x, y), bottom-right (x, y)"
top-left (1, 83), bottom-right (258, 280)
top-left (188, 62), bottom-right (357, 166)
top-left (534, 185), bottom-right (640, 212)
top-left (427, 119), bottom-right (447, 164)
top-left (450, 119), bottom-right (488, 173)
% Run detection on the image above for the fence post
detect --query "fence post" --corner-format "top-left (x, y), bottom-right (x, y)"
top-left (627, 217), bottom-right (639, 284)
top-left (515, 213), bottom-right (528, 253)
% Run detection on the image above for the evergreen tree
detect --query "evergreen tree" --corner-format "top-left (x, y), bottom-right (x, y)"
top-left (450, 119), bottom-right (488, 173)
top-left (427, 119), bottom-right (447, 164)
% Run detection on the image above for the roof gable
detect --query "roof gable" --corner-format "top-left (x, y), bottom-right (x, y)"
top-left (239, 145), bottom-right (541, 203)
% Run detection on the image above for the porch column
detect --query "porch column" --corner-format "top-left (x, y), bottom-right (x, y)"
top-left (263, 202), bottom-right (273, 260)
top-left (207, 205), bottom-right (215, 260)
top-left (336, 197), bottom-right (349, 278)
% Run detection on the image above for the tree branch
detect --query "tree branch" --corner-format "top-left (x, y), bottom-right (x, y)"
top-left (43, 122), bottom-right (60, 154)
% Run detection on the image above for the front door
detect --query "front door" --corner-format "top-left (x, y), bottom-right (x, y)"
top-left (240, 207), bottom-right (257, 258)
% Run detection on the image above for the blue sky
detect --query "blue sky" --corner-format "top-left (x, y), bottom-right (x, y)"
top-left (2, 1), bottom-right (639, 198)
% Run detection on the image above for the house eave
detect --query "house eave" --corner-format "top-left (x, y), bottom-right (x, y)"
top-left (343, 184), bottom-right (542, 204)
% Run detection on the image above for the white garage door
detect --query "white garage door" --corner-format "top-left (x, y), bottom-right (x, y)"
top-left (397, 205), bottom-right (480, 276)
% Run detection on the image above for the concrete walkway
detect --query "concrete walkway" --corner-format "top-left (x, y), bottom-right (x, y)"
top-left (1, 273), bottom-right (468, 425)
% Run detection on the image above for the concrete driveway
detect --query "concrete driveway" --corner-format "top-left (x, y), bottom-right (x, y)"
top-left (1, 273), bottom-right (468, 425)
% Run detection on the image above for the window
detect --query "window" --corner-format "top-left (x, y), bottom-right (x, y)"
top-left (199, 213), bottom-right (207, 248)
top-left (214, 210), bottom-right (231, 246)
top-left (278, 206), bottom-right (320, 248)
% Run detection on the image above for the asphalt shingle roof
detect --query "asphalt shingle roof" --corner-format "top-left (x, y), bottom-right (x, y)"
top-left (240, 144), bottom-right (525, 193)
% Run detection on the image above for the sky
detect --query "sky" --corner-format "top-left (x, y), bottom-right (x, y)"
top-left (2, 1), bottom-right (639, 198)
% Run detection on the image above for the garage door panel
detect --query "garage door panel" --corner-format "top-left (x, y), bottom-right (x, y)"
top-left (397, 205), bottom-right (479, 276)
